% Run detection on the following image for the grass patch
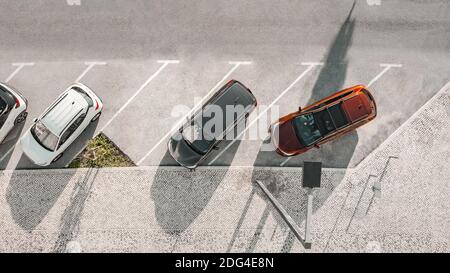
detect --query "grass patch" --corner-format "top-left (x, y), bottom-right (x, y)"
top-left (68, 133), bottom-right (135, 168)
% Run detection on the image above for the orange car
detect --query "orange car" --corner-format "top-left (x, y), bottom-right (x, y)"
top-left (270, 85), bottom-right (376, 156)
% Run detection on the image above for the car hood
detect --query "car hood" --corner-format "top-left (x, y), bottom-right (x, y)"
top-left (168, 131), bottom-right (204, 169)
top-left (271, 121), bottom-right (304, 155)
top-left (20, 130), bottom-right (54, 166)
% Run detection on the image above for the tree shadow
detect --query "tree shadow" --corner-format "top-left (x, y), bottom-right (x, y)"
top-left (230, 2), bottom-right (357, 252)
top-left (0, 121), bottom-right (25, 170)
top-left (5, 120), bottom-right (99, 231)
top-left (150, 138), bottom-right (241, 235)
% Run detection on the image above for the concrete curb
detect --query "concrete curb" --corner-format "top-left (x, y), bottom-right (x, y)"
top-left (0, 165), bottom-right (349, 176)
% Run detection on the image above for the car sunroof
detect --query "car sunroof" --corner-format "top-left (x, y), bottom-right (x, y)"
top-left (328, 103), bottom-right (349, 128)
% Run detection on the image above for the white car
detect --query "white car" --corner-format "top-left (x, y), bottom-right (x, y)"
top-left (21, 83), bottom-right (103, 166)
top-left (0, 83), bottom-right (28, 144)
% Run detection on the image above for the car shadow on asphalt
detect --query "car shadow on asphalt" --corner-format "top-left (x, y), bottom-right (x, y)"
top-left (0, 121), bottom-right (25, 170)
top-left (229, 2), bottom-right (358, 252)
top-left (5, 120), bottom-right (99, 232)
top-left (150, 139), bottom-right (242, 236)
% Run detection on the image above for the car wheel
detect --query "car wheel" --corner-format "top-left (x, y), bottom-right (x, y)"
top-left (52, 153), bottom-right (63, 163)
top-left (91, 112), bottom-right (102, 122)
top-left (14, 111), bottom-right (28, 125)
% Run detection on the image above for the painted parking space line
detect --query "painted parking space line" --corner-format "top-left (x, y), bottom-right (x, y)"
top-left (76, 61), bottom-right (107, 82)
top-left (367, 63), bottom-right (402, 87)
top-left (367, 0), bottom-right (381, 6)
top-left (137, 61), bottom-right (252, 165)
top-left (279, 155), bottom-right (292, 167)
top-left (99, 60), bottom-right (179, 133)
top-left (0, 143), bottom-right (16, 163)
top-left (67, 0), bottom-right (81, 6)
top-left (279, 62), bottom-right (403, 167)
top-left (4, 63), bottom-right (35, 83)
top-left (207, 62), bottom-right (323, 166)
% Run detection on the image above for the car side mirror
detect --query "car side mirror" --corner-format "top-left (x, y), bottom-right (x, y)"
top-left (314, 144), bottom-right (320, 149)
top-left (213, 145), bottom-right (220, 150)
top-left (298, 106), bottom-right (302, 112)
top-left (33, 118), bottom-right (38, 123)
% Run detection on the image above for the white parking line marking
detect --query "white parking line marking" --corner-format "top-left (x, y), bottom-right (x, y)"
top-left (100, 60), bottom-right (179, 133)
top-left (280, 157), bottom-right (290, 167)
top-left (0, 146), bottom-right (15, 163)
top-left (280, 62), bottom-right (403, 167)
top-left (207, 62), bottom-right (323, 166)
top-left (229, 61), bottom-right (252, 65)
top-left (301, 62), bottom-right (325, 66)
top-left (5, 62), bottom-right (35, 83)
top-left (137, 61), bottom-right (251, 165)
top-left (67, 0), bottom-right (81, 6)
top-left (157, 60), bottom-right (180, 64)
top-left (75, 61), bottom-right (107, 82)
top-left (367, 0), bottom-right (381, 6)
top-left (367, 63), bottom-right (402, 87)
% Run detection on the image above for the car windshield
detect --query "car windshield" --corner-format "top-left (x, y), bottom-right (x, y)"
top-left (30, 121), bottom-right (59, 151)
top-left (182, 122), bottom-right (215, 155)
top-left (292, 113), bottom-right (322, 146)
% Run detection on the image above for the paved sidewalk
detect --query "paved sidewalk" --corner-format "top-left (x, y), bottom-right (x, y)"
top-left (0, 83), bottom-right (449, 253)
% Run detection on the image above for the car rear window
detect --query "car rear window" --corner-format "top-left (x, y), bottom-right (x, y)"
top-left (72, 87), bottom-right (94, 107)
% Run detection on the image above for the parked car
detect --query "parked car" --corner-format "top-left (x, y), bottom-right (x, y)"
top-left (0, 82), bottom-right (28, 144)
top-left (21, 83), bottom-right (103, 166)
top-left (168, 80), bottom-right (257, 169)
top-left (270, 85), bottom-right (376, 156)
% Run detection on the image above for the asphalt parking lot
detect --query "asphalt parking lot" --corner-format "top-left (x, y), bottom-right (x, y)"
top-left (1, 0), bottom-right (450, 254)
top-left (0, 0), bottom-right (449, 170)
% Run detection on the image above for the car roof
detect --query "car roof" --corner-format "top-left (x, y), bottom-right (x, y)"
top-left (194, 82), bottom-right (256, 130)
top-left (341, 94), bottom-right (369, 122)
top-left (41, 89), bottom-right (88, 136)
top-left (312, 103), bottom-right (350, 136)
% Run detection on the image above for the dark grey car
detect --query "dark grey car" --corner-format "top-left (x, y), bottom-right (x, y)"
top-left (168, 80), bottom-right (257, 169)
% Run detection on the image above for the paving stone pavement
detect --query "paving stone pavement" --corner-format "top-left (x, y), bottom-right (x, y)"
top-left (0, 83), bottom-right (449, 252)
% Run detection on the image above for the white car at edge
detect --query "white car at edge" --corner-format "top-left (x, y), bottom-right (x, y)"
top-left (21, 83), bottom-right (103, 166)
top-left (0, 82), bottom-right (28, 144)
